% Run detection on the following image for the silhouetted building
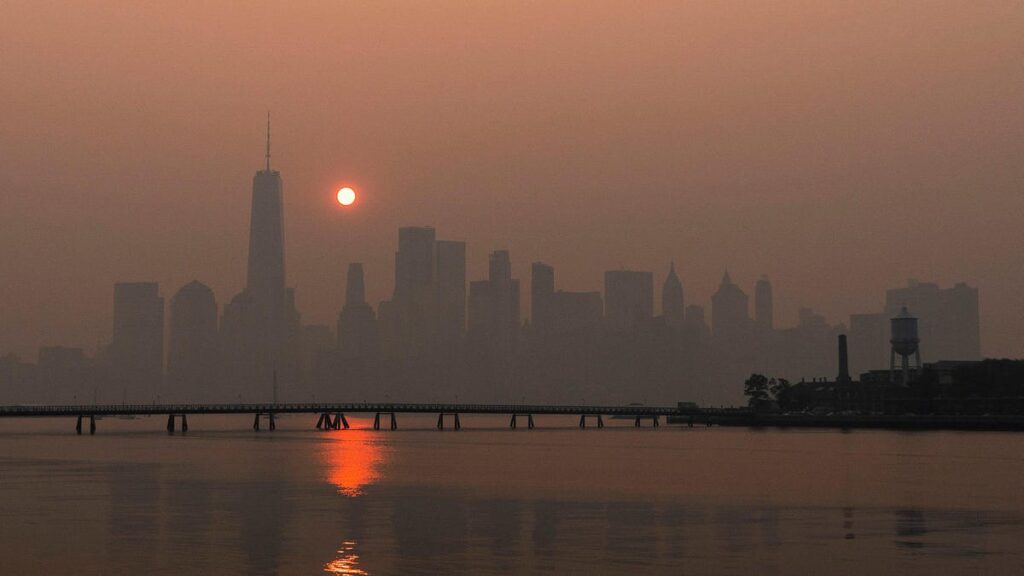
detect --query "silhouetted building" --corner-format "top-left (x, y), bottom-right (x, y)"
top-left (885, 280), bottom-right (980, 361)
top-left (711, 272), bottom-right (750, 341)
top-left (848, 280), bottom-right (980, 377)
top-left (661, 262), bottom-right (684, 328)
top-left (167, 281), bottom-right (218, 401)
top-left (604, 270), bottom-right (653, 332)
top-left (754, 275), bottom-right (773, 332)
top-left (468, 250), bottom-right (521, 388)
top-left (435, 240), bottom-right (466, 340)
top-left (389, 226), bottom-right (437, 356)
top-left (337, 263), bottom-right (379, 359)
top-left (111, 282), bottom-right (164, 402)
top-left (531, 262), bottom-right (555, 332)
top-left (245, 122), bottom-right (288, 364)
top-left (221, 120), bottom-right (300, 399)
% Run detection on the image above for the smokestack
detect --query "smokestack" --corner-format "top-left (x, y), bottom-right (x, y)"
top-left (837, 334), bottom-right (851, 383)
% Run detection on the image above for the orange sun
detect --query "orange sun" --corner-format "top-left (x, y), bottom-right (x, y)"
top-left (337, 187), bottom-right (356, 206)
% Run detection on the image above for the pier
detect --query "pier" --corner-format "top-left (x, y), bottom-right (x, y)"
top-left (0, 402), bottom-right (695, 434)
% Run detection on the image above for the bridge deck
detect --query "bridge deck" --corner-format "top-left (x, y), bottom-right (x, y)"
top-left (0, 402), bottom-right (691, 418)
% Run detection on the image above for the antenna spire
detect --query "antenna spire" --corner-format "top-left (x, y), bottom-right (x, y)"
top-left (265, 111), bottom-right (271, 171)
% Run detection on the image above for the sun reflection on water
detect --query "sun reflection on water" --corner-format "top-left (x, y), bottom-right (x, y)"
top-left (320, 428), bottom-right (387, 498)
top-left (323, 540), bottom-right (368, 575)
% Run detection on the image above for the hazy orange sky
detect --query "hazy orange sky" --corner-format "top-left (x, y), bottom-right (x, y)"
top-left (1, 1), bottom-right (1022, 360)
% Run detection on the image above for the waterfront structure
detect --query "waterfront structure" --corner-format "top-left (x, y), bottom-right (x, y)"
top-left (890, 306), bottom-right (921, 384)
top-left (837, 334), bottom-right (851, 384)
top-left (885, 280), bottom-right (980, 361)
top-left (849, 280), bottom-right (980, 376)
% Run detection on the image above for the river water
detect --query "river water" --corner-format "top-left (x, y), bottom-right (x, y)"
top-left (0, 414), bottom-right (1021, 575)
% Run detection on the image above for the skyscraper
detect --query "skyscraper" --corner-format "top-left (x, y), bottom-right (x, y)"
top-left (531, 262), bottom-right (555, 331)
top-left (604, 270), bottom-right (653, 332)
top-left (711, 272), bottom-right (750, 340)
top-left (661, 262), bottom-right (684, 328)
top-left (435, 240), bottom-right (467, 339)
top-left (337, 263), bottom-right (379, 359)
top-left (111, 282), bottom-right (164, 402)
top-left (244, 117), bottom-right (289, 377)
top-left (390, 226), bottom-right (436, 354)
top-left (468, 250), bottom-right (521, 387)
top-left (754, 275), bottom-right (774, 332)
top-left (167, 281), bottom-right (218, 401)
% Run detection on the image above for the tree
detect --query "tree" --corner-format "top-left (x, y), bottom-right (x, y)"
top-left (744, 373), bottom-right (772, 409)
top-left (770, 378), bottom-right (793, 410)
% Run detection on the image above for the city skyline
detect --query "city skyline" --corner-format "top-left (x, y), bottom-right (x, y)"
top-left (3, 2), bottom-right (1023, 363)
top-left (0, 136), bottom-right (985, 408)
top-left (0, 138), bottom-right (995, 364)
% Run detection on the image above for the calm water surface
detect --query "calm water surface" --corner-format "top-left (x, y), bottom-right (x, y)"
top-left (0, 415), bottom-right (1022, 575)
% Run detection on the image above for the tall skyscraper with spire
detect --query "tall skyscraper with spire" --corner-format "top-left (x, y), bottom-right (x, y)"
top-left (662, 262), bottom-right (684, 328)
top-left (221, 115), bottom-right (296, 398)
top-left (246, 114), bottom-right (286, 344)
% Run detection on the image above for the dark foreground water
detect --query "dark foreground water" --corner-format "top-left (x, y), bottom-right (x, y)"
top-left (0, 415), bottom-right (1021, 575)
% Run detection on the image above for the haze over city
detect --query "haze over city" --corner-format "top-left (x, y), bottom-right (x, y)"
top-left (4, 3), bottom-right (1024, 575)
top-left (2, 1), bottom-right (1022, 365)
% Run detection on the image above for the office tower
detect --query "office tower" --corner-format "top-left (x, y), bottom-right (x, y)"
top-left (390, 226), bottom-right (437, 354)
top-left (488, 250), bottom-right (520, 347)
top-left (346, 262), bottom-right (366, 307)
top-left (754, 275), bottom-right (774, 331)
top-left (661, 262), bottom-right (684, 328)
top-left (531, 262), bottom-right (555, 331)
top-left (435, 240), bottom-right (467, 339)
top-left (111, 282), bottom-right (164, 402)
top-left (394, 226), bottom-right (436, 303)
top-left (224, 117), bottom-right (298, 395)
top-left (167, 281), bottom-right (218, 401)
top-left (337, 263), bottom-right (379, 359)
top-left (604, 270), bottom-right (654, 332)
top-left (711, 272), bottom-right (750, 340)
top-left (884, 280), bottom-right (980, 361)
top-left (468, 250), bottom-right (521, 384)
